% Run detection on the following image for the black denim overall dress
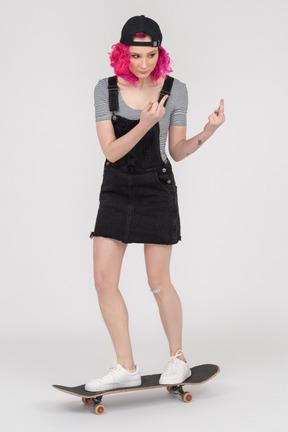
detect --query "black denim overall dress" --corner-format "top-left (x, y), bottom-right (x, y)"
top-left (89, 74), bottom-right (181, 245)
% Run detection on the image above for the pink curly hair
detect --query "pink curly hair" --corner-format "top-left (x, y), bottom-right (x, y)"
top-left (108, 32), bottom-right (173, 86)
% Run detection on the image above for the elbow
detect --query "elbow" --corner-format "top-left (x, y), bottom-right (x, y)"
top-left (172, 154), bottom-right (180, 162)
top-left (104, 142), bottom-right (117, 163)
top-left (106, 155), bottom-right (116, 163)
top-left (169, 152), bottom-right (180, 163)
top-left (169, 150), bottom-right (178, 163)
top-left (172, 139), bottom-right (187, 163)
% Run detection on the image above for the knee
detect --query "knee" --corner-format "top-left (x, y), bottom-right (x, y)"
top-left (93, 272), bottom-right (117, 295)
top-left (147, 277), bottom-right (171, 295)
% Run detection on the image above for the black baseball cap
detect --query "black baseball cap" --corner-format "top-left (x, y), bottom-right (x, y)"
top-left (119, 15), bottom-right (162, 47)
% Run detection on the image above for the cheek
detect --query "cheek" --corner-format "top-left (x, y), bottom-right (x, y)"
top-left (152, 55), bottom-right (158, 64)
top-left (130, 59), bottom-right (139, 68)
top-left (129, 60), bottom-right (136, 69)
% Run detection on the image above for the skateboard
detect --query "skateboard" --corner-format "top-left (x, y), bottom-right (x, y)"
top-left (53, 363), bottom-right (220, 415)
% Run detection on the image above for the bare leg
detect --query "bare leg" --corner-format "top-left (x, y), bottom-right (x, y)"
top-left (144, 243), bottom-right (187, 362)
top-left (92, 236), bottom-right (136, 370)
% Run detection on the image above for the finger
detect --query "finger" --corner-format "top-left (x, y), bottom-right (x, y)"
top-left (159, 94), bottom-right (169, 107)
top-left (150, 95), bottom-right (169, 114)
top-left (143, 101), bottom-right (154, 112)
top-left (149, 101), bottom-right (159, 114)
top-left (219, 99), bottom-right (224, 114)
top-left (155, 95), bottom-right (169, 114)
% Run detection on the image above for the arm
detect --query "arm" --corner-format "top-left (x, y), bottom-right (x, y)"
top-left (96, 95), bottom-right (169, 163)
top-left (169, 125), bottom-right (213, 162)
top-left (94, 79), bottom-right (150, 163)
top-left (169, 98), bottom-right (226, 162)
top-left (96, 119), bottom-right (150, 163)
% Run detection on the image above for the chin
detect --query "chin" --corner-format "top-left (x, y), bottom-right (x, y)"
top-left (138, 72), bottom-right (151, 77)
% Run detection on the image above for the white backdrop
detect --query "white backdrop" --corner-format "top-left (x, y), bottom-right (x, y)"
top-left (1, 0), bottom-right (287, 430)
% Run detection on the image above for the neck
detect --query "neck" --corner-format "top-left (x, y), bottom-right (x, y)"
top-left (136, 76), bottom-right (153, 88)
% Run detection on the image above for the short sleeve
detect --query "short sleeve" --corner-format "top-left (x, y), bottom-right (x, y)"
top-left (170, 82), bottom-right (188, 126)
top-left (94, 79), bottom-right (112, 122)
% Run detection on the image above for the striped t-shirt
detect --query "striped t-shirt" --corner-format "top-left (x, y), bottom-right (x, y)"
top-left (94, 76), bottom-right (188, 163)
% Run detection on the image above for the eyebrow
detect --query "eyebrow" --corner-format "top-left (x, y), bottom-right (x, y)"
top-left (130, 50), bottom-right (158, 54)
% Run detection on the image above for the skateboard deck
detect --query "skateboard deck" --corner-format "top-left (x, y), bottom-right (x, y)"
top-left (53, 363), bottom-right (220, 415)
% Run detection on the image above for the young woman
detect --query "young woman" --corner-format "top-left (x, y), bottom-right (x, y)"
top-left (86, 15), bottom-right (225, 392)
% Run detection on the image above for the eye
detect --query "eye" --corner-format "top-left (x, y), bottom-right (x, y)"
top-left (131, 54), bottom-right (156, 59)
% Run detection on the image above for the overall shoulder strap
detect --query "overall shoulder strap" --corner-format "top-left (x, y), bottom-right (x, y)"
top-left (108, 75), bottom-right (119, 112)
top-left (108, 74), bottom-right (174, 111)
top-left (158, 75), bottom-right (174, 107)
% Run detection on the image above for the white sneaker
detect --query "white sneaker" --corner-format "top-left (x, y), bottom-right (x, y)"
top-left (159, 350), bottom-right (192, 384)
top-left (85, 360), bottom-right (142, 392)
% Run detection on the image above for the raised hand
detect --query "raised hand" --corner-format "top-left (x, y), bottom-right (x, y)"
top-left (140, 94), bottom-right (169, 130)
top-left (203, 99), bottom-right (226, 135)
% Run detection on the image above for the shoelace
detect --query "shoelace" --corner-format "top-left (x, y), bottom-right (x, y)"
top-left (163, 350), bottom-right (184, 373)
top-left (98, 358), bottom-right (121, 381)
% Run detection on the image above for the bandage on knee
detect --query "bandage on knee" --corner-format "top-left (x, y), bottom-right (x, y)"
top-left (150, 289), bottom-right (160, 293)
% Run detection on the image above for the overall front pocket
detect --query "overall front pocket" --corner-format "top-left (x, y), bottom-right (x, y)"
top-left (154, 170), bottom-right (175, 198)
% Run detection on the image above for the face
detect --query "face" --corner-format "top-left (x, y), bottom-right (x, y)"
top-left (128, 35), bottom-right (159, 78)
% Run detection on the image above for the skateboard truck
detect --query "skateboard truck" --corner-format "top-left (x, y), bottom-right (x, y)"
top-left (82, 396), bottom-right (105, 415)
top-left (167, 385), bottom-right (193, 402)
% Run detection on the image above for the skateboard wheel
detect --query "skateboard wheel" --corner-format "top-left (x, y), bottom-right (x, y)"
top-left (95, 404), bottom-right (105, 415)
top-left (82, 397), bottom-right (90, 405)
top-left (182, 392), bottom-right (192, 403)
top-left (166, 386), bottom-right (174, 394)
